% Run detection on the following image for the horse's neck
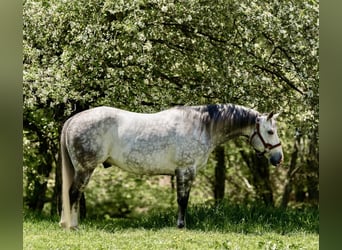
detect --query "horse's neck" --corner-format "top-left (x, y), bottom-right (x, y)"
top-left (210, 108), bottom-right (257, 147)
top-left (240, 124), bottom-right (256, 138)
top-left (211, 124), bottom-right (255, 147)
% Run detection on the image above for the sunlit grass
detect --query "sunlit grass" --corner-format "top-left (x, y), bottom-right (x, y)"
top-left (24, 203), bottom-right (318, 249)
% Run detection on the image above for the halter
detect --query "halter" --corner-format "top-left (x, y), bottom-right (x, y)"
top-left (249, 118), bottom-right (282, 157)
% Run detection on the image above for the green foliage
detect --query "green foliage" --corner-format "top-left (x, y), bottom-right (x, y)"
top-left (24, 0), bottom-right (318, 112)
top-left (23, 0), bottom-right (319, 215)
top-left (85, 168), bottom-right (176, 218)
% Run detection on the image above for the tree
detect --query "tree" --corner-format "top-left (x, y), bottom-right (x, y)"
top-left (214, 146), bottom-right (226, 204)
top-left (23, 0), bottom-right (319, 215)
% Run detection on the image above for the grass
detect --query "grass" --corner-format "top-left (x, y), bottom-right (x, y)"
top-left (24, 203), bottom-right (318, 249)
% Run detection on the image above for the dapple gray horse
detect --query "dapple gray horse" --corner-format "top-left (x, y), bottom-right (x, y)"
top-left (59, 104), bottom-right (283, 229)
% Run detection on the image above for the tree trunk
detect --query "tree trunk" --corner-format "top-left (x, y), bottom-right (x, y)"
top-left (26, 168), bottom-right (49, 212)
top-left (306, 128), bottom-right (319, 205)
top-left (240, 150), bottom-right (274, 206)
top-left (295, 182), bottom-right (306, 202)
top-left (214, 145), bottom-right (226, 204)
top-left (24, 115), bottom-right (55, 213)
top-left (25, 140), bottom-right (54, 213)
top-left (54, 148), bottom-right (62, 216)
top-left (254, 154), bottom-right (274, 206)
top-left (281, 132), bottom-right (301, 208)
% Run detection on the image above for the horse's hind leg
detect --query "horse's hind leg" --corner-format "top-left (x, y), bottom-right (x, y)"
top-left (175, 167), bottom-right (196, 228)
top-left (69, 168), bottom-right (94, 229)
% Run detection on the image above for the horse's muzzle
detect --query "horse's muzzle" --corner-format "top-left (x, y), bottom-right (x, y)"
top-left (270, 152), bottom-right (283, 166)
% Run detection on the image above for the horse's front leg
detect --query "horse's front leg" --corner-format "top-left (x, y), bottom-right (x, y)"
top-left (175, 166), bottom-right (196, 228)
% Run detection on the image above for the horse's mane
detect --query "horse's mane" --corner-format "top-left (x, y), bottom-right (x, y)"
top-left (174, 104), bottom-right (259, 136)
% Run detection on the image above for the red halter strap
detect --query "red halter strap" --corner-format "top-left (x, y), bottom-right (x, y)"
top-left (250, 120), bottom-right (282, 156)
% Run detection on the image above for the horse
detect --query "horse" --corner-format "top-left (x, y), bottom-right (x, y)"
top-left (59, 104), bottom-right (283, 230)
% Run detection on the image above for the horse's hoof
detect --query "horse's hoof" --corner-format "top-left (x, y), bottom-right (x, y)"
top-left (177, 221), bottom-right (185, 228)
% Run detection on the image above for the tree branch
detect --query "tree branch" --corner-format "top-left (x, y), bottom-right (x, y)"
top-left (253, 64), bottom-right (304, 95)
top-left (262, 32), bottom-right (303, 76)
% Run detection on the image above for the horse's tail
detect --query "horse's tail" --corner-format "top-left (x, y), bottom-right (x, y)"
top-left (59, 119), bottom-right (74, 229)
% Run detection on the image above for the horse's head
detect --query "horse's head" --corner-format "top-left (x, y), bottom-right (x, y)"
top-left (249, 111), bottom-right (283, 166)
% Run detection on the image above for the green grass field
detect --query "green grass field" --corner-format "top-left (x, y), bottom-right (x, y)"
top-left (24, 203), bottom-right (318, 249)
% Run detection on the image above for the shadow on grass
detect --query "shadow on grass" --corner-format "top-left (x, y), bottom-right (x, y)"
top-left (83, 202), bottom-right (319, 234)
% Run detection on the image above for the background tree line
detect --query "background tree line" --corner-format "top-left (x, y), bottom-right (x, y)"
top-left (23, 0), bottom-right (318, 218)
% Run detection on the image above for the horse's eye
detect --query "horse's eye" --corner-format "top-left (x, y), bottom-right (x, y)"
top-left (268, 130), bottom-right (274, 135)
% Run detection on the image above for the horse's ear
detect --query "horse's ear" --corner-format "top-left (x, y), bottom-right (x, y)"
top-left (267, 111), bottom-right (274, 120)
top-left (273, 112), bottom-right (280, 119)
